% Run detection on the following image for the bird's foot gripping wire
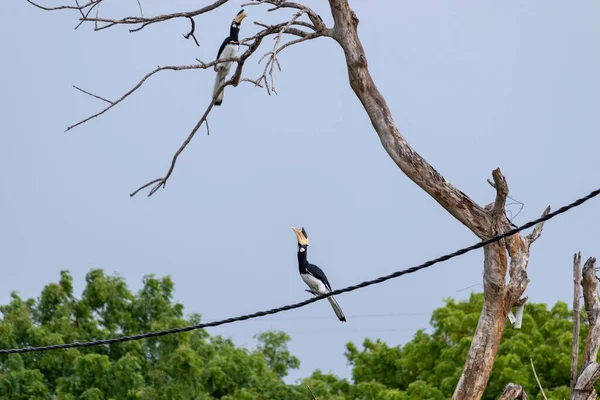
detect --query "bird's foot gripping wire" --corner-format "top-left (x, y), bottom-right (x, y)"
top-left (305, 289), bottom-right (318, 296)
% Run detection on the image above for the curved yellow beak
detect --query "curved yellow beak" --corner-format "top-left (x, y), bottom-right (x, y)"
top-left (233, 11), bottom-right (247, 24)
top-left (292, 227), bottom-right (309, 246)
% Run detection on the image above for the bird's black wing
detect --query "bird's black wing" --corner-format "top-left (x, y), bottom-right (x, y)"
top-left (306, 263), bottom-right (332, 291)
top-left (216, 37), bottom-right (232, 59)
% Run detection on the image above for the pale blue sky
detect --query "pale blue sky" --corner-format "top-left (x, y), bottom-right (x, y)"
top-left (1, 0), bottom-right (599, 383)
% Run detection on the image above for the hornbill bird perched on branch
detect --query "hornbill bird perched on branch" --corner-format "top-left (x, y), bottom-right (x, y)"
top-left (212, 9), bottom-right (247, 106)
top-left (292, 227), bottom-right (346, 322)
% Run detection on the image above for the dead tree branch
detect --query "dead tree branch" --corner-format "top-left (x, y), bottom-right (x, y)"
top-left (72, 85), bottom-right (113, 104)
top-left (134, 0), bottom-right (143, 18)
top-left (183, 17), bottom-right (199, 47)
top-left (572, 252), bottom-right (582, 393)
top-left (253, 12), bottom-right (324, 94)
top-left (243, 0), bottom-right (327, 31)
top-left (73, 0), bottom-right (99, 29)
top-left (26, 0), bottom-right (99, 11)
top-left (66, 0), bottom-right (324, 33)
top-left (28, 0), bottom-right (223, 32)
top-left (65, 63), bottom-right (219, 132)
top-left (581, 257), bottom-right (600, 368)
top-left (129, 100), bottom-right (215, 197)
top-left (573, 256), bottom-right (600, 400)
top-left (65, 16), bottom-right (316, 133)
top-left (530, 359), bottom-right (547, 400)
top-left (497, 383), bottom-right (527, 400)
top-left (90, 0), bottom-right (230, 32)
top-left (256, 10), bottom-right (304, 94)
top-left (128, 20), bottom-right (317, 197)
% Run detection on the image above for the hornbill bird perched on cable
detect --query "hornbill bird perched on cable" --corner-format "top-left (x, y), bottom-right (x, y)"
top-left (212, 9), bottom-right (247, 106)
top-left (292, 227), bottom-right (346, 322)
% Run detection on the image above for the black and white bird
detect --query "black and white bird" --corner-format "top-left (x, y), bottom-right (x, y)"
top-left (212, 9), bottom-right (247, 106)
top-left (292, 227), bottom-right (346, 322)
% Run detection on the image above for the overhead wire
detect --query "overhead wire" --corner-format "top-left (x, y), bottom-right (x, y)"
top-left (1, 186), bottom-right (599, 355)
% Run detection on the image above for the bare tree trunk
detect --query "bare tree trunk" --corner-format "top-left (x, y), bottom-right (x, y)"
top-left (573, 256), bottom-right (600, 400)
top-left (571, 252), bottom-right (582, 392)
top-left (325, 2), bottom-right (550, 398)
top-left (453, 175), bottom-right (548, 399)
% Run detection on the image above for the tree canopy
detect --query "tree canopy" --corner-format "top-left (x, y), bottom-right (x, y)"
top-left (0, 270), bottom-right (589, 399)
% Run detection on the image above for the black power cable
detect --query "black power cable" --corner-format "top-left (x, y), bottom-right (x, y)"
top-left (1, 187), bottom-right (599, 355)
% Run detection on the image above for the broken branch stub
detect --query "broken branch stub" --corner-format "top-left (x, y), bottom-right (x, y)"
top-left (497, 383), bottom-right (527, 400)
top-left (573, 256), bottom-right (600, 400)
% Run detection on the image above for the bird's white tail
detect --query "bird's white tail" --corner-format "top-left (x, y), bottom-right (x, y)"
top-left (212, 70), bottom-right (226, 106)
top-left (327, 295), bottom-right (346, 322)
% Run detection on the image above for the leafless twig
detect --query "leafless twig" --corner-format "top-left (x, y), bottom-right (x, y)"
top-left (506, 195), bottom-right (524, 221)
top-left (129, 75), bottom-right (269, 197)
top-left (251, 31), bottom-right (321, 96)
top-left (239, 77), bottom-right (263, 88)
top-left (129, 179), bottom-right (163, 197)
top-left (66, 13), bottom-right (315, 133)
top-left (26, 0), bottom-right (97, 11)
top-left (65, 59), bottom-right (238, 132)
top-left (74, 0), bottom-right (85, 17)
top-left (242, 0), bottom-right (326, 31)
top-left (204, 118), bottom-right (210, 136)
top-left (131, 101), bottom-right (214, 197)
top-left (84, 0), bottom-right (230, 32)
top-left (456, 283), bottom-right (482, 292)
top-left (94, 0), bottom-right (101, 30)
top-left (130, 23), bottom-right (286, 197)
top-left (72, 85), bottom-right (113, 104)
top-left (27, 0), bottom-right (231, 32)
top-left (183, 17), bottom-right (200, 47)
top-left (255, 10), bottom-right (303, 94)
top-left (74, 0), bottom-right (99, 30)
top-left (134, 0), bottom-right (143, 18)
top-left (530, 359), bottom-right (548, 400)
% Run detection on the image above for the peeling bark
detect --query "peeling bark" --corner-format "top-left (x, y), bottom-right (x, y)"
top-left (573, 256), bottom-right (600, 400)
top-left (573, 363), bottom-right (600, 400)
top-left (454, 176), bottom-right (547, 400)
top-left (498, 383), bottom-right (528, 400)
top-left (581, 257), bottom-right (600, 369)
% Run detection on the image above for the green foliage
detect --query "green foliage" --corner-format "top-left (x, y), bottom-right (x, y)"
top-left (254, 331), bottom-right (300, 378)
top-left (0, 270), bottom-right (306, 399)
top-left (0, 271), bottom-right (589, 399)
top-left (0, 355), bottom-right (49, 400)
